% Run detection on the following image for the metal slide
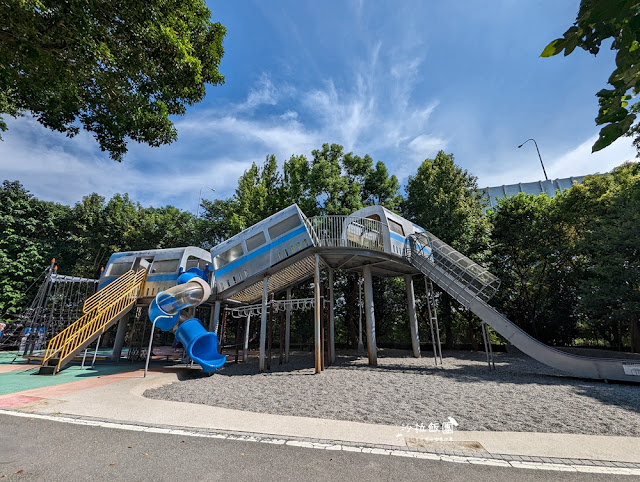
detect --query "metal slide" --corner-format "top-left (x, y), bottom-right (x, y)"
top-left (406, 232), bottom-right (640, 383)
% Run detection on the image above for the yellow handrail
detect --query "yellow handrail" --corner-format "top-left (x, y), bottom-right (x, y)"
top-left (42, 270), bottom-right (147, 371)
top-left (83, 269), bottom-right (141, 314)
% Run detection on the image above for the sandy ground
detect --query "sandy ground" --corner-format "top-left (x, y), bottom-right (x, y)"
top-left (144, 349), bottom-right (640, 436)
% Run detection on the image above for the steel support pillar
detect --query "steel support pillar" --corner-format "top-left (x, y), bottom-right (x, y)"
top-left (243, 314), bottom-right (250, 362)
top-left (259, 277), bottom-right (269, 373)
top-left (362, 265), bottom-right (377, 366)
top-left (328, 268), bottom-right (335, 365)
top-left (210, 301), bottom-right (221, 332)
top-left (285, 287), bottom-right (292, 363)
top-left (314, 254), bottom-right (322, 373)
top-left (110, 313), bottom-right (129, 362)
top-left (404, 275), bottom-right (421, 358)
top-left (358, 276), bottom-right (364, 352)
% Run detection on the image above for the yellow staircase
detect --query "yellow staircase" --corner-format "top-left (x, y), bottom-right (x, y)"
top-left (39, 269), bottom-right (147, 375)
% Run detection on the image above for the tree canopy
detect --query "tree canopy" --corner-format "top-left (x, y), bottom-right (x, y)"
top-left (0, 0), bottom-right (225, 161)
top-left (404, 150), bottom-right (491, 349)
top-left (488, 193), bottom-right (579, 345)
top-left (404, 150), bottom-right (489, 255)
top-left (541, 0), bottom-right (640, 153)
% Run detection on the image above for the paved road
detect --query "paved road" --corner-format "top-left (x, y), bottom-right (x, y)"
top-left (0, 415), bottom-right (628, 481)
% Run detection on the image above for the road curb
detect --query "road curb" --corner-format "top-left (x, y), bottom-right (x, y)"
top-left (2, 408), bottom-right (639, 476)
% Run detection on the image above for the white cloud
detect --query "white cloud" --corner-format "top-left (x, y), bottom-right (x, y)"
top-left (280, 111), bottom-right (298, 121)
top-left (407, 134), bottom-right (448, 156)
top-left (0, 116), bottom-right (250, 211)
top-left (175, 114), bottom-right (319, 163)
top-left (476, 135), bottom-right (637, 188)
top-left (0, 32), bottom-right (444, 210)
top-left (237, 74), bottom-right (280, 112)
top-left (547, 135), bottom-right (636, 178)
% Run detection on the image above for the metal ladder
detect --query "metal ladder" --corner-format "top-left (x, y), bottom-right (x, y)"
top-left (424, 278), bottom-right (443, 366)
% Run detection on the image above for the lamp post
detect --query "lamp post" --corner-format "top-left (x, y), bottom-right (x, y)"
top-left (196, 186), bottom-right (216, 217)
top-left (518, 138), bottom-right (549, 181)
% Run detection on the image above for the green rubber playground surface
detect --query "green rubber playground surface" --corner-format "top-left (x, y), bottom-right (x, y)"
top-left (0, 351), bottom-right (30, 365)
top-left (0, 351), bottom-right (143, 396)
top-left (0, 349), bottom-right (123, 365)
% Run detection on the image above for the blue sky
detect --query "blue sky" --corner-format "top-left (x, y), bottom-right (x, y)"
top-left (0, 0), bottom-right (636, 212)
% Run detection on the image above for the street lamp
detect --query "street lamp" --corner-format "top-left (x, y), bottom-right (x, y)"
top-left (518, 138), bottom-right (549, 181)
top-left (196, 186), bottom-right (216, 217)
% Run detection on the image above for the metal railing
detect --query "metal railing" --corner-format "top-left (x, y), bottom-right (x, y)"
top-left (307, 215), bottom-right (385, 252)
top-left (82, 269), bottom-right (143, 314)
top-left (407, 232), bottom-right (500, 304)
top-left (227, 297), bottom-right (316, 318)
top-left (42, 269), bottom-right (147, 372)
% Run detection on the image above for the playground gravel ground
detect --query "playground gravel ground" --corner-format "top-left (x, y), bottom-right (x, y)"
top-left (144, 349), bottom-right (640, 437)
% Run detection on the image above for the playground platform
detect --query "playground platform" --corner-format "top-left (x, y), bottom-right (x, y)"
top-left (0, 351), bottom-right (639, 476)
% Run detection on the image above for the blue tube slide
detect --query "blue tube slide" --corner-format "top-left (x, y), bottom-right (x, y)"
top-left (175, 319), bottom-right (226, 372)
top-left (148, 269), bottom-right (225, 372)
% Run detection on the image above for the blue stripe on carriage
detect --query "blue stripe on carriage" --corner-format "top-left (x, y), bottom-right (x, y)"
top-left (215, 224), bottom-right (310, 276)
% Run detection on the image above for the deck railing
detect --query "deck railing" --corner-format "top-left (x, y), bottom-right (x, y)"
top-left (307, 215), bottom-right (385, 253)
top-left (407, 232), bottom-right (500, 303)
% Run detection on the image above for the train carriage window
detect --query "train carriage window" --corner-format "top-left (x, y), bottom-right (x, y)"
top-left (214, 244), bottom-right (244, 269)
top-left (246, 231), bottom-right (267, 252)
top-left (151, 259), bottom-right (180, 273)
top-left (106, 261), bottom-right (133, 277)
top-left (268, 214), bottom-right (300, 240)
top-left (388, 219), bottom-right (405, 236)
top-left (185, 256), bottom-right (209, 271)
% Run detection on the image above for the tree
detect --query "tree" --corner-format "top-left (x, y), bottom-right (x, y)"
top-left (129, 205), bottom-right (198, 251)
top-left (404, 151), bottom-right (489, 256)
top-left (541, 0), bottom-right (640, 153)
top-left (557, 163), bottom-right (640, 351)
top-left (281, 154), bottom-right (317, 216)
top-left (308, 143), bottom-right (401, 215)
top-left (66, 193), bottom-right (138, 277)
top-left (0, 0), bottom-right (225, 161)
top-left (0, 181), bottom-right (62, 315)
top-left (487, 162), bottom-right (640, 351)
top-left (404, 151), bottom-right (491, 348)
top-left (488, 193), bottom-right (580, 345)
top-left (224, 155), bottom-right (284, 234)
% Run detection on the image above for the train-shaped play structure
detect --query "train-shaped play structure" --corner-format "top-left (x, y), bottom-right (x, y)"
top-left (36, 204), bottom-right (640, 382)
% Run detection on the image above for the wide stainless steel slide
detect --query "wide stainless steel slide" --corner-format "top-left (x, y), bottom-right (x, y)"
top-left (406, 232), bottom-right (640, 383)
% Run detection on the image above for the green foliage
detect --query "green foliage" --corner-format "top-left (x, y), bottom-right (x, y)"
top-left (0, 181), bottom-right (62, 315)
top-left (488, 163), bottom-right (640, 351)
top-left (0, 0), bottom-right (225, 160)
top-left (202, 144), bottom-right (402, 229)
top-left (404, 150), bottom-right (491, 347)
top-left (557, 163), bottom-right (640, 350)
top-left (307, 143), bottom-right (401, 215)
top-left (488, 193), bottom-right (579, 345)
top-left (541, 0), bottom-right (640, 153)
top-left (404, 151), bottom-right (489, 256)
top-left (227, 155), bottom-right (284, 233)
top-left (65, 192), bottom-right (199, 277)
